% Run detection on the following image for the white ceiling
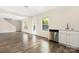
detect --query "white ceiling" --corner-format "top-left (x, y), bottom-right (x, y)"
top-left (0, 6), bottom-right (57, 16)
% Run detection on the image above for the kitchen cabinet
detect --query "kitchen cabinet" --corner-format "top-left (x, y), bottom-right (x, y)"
top-left (59, 31), bottom-right (67, 45)
top-left (59, 30), bottom-right (79, 48)
top-left (66, 31), bottom-right (70, 46)
top-left (69, 31), bottom-right (79, 48)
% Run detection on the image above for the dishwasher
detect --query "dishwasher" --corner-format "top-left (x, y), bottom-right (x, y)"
top-left (49, 29), bottom-right (59, 42)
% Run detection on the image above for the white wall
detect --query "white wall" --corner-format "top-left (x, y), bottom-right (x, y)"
top-left (0, 18), bottom-right (22, 33)
top-left (22, 17), bottom-right (32, 34)
top-left (49, 7), bottom-right (79, 30)
top-left (0, 19), bottom-right (16, 33)
top-left (31, 16), bottom-right (48, 38)
top-left (31, 6), bottom-right (79, 38)
top-left (5, 20), bottom-right (22, 32)
top-left (0, 9), bottom-right (23, 33)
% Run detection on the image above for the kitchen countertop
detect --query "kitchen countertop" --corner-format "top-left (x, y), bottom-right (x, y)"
top-left (49, 29), bottom-right (79, 32)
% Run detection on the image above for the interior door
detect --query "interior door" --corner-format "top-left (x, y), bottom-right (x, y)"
top-left (32, 24), bottom-right (36, 34)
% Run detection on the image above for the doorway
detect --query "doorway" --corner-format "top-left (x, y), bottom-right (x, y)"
top-left (32, 24), bottom-right (36, 34)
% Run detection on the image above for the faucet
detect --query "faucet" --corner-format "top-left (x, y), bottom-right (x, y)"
top-left (65, 24), bottom-right (74, 31)
top-left (65, 24), bottom-right (69, 30)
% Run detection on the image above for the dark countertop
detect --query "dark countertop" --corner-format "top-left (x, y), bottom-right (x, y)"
top-left (49, 29), bottom-right (79, 32)
top-left (49, 29), bottom-right (59, 32)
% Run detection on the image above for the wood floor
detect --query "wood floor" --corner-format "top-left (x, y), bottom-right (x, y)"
top-left (0, 32), bottom-right (79, 53)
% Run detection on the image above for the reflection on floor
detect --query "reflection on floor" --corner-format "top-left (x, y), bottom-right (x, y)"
top-left (0, 32), bottom-right (79, 53)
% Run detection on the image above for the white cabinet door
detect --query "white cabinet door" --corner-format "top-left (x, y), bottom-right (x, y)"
top-left (59, 31), bottom-right (67, 45)
top-left (69, 31), bottom-right (79, 48)
top-left (66, 31), bottom-right (70, 45)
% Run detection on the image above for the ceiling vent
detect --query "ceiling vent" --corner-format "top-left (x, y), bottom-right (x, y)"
top-left (4, 18), bottom-right (12, 20)
top-left (24, 6), bottom-right (28, 8)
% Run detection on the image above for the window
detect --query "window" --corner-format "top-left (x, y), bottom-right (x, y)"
top-left (42, 17), bottom-right (48, 31)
